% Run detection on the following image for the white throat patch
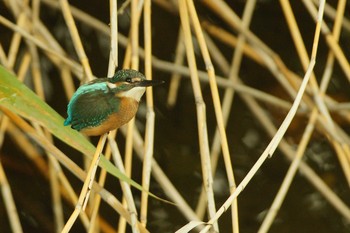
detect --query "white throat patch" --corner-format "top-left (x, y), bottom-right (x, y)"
top-left (107, 82), bottom-right (117, 89)
top-left (119, 86), bottom-right (146, 102)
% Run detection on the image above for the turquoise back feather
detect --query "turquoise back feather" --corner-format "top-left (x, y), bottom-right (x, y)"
top-left (64, 80), bottom-right (120, 130)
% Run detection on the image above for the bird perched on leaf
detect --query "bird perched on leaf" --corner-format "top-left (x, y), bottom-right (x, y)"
top-left (64, 69), bottom-right (163, 136)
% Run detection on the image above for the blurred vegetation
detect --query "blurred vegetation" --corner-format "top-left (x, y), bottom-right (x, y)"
top-left (1, 0), bottom-right (350, 233)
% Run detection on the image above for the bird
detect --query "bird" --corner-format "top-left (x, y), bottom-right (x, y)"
top-left (64, 69), bottom-right (163, 136)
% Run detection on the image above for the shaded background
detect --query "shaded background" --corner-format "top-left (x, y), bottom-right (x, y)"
top-left (1, 0), bottom-right (350, 232)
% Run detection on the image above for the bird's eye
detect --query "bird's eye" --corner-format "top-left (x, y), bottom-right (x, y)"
top-left (125, 78), bottom-right (132, 83)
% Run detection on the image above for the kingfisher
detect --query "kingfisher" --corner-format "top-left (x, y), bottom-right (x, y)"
top-left (64, 69), bottom-right (163, 136)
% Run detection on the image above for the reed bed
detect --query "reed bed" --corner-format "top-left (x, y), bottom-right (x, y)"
top-left (0, 0), bottom-right (350, 232)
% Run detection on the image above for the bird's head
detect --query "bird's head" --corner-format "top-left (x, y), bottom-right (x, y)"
top-left (106, 69), bottom-right (163, 101)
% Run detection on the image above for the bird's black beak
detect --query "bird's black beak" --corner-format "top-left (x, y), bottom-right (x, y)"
top-left (136, 79), bottom-right (165, 87)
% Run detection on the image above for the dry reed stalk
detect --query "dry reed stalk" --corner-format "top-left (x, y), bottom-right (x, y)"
top-left (88, 134), bottom-right (113, 233)
top-left (4, 18), bottom-right (70, 230)
top-left (41, 0), bottom-right (110, 35)
top-left (151, 45), bottom-right (294, 105)
top-left (167, 29), bottom-right (185, 107)
top-left (140, 109), bottom-right (154, 226)
top-left (0, 162), bottom-right (23, 233)
top-left (60, 67), bottom-right (76, 100)
top-left (280, 0), bottom-right (337, 137)
top-left (177, 1), bottom-right (325, 232)
top-left (206, 40), bottom-right (311, 233)
top-left (0, 57), bottom-right (23, 233)
top-left (241, 46), bottom-right (350, 233)
top-left (28, 44), bottom-right (44, 99)
top-left (21, 52), bottom-right (92, 231)
top-left (195, 0), bottom-right (255, 223)
top-left (130, 0), bottom-right (140, 70)
top-left (194, 32), bottom-right (231, 219)
top-left (0, 116), bottom-right (9, 149)
top-left (6, 121), bottom-right (103, 231)
top-left (343, 145), bottom-right (350, 173)
top-left (5, 0), bottom-right (21, 15)
top-left (42, 141), bottom-right (65, 232)
top-left (178, 0), bottom-right (219, 231)
top-left (59, 0), bottom-right (93, 82)
top-left (258, 50), bottom-right (305, 105)
top-left (200, 0), bottom-right (306, 103)
top-left (241, 87), bottom-right (350, 220)
top-left (118, 0), bottom-right (153, 232)
top-left (118, 80), bottom-right (138, 229)
top-left (87, 1), bottom-right (119, 232)
top-left (32, 0), bottom-right (40, 22)
top-left (30, 61), bottom-right (65, 233)
top-left (303, 1), bottom-right (350, 83)
top-left (140, 0), bottom-right (154, 227)
top-left (157, 57), bottom-right (295, 110)
top-left (5, 115), bottom-right (90, 230)
top-left (258, 1), bottom-right (350, 230)
top-left (108, 136), bottom-right (140, 233)
top-left (202, 33), bottom-right (229, 74)
top-left (203, 15), bottom-right (348, 142)
top-left (201, 22), bottom-right (303, 105)
top-left (0, 44), bottom-right (8, 66)
top-left (0, 15), bottom-right (83, 76)
top-left (48, 156), bottom-right (65, 232)
top-left (201, 0), bottom-right (274, 58)
top-left (186, 1), bottom-right (239, 232)
top-left (29, 0), bottom-right (113, 228)
top-left (119, 0), bottom-right (131, 14)
top-left (315, 0), bottom-right (350, 31)
top-left (118, 0), bottom-right (142, 232)
top-left (118, 59), bottom-right (136, 233)
top-left (61, 134), bottom-right (108, 233)
top-left (259, 0), bottom-right (350, 224)
top-left (258, 108), bottom-right (318, 233)
top-left (327, 102), bottom-right (350, 112)
top-left (22, 4), bottom-right (66, 227)
top-left (201, 22), bottom-right (263, 65)
top-left (109, 0), bottom-right (119, 71)
top-left (318, 0), bottom-right (345, 93)
top-left (17, 52), bottom-right (32, 81)
top-left (316, 0), bottom-right (350, 186)
top-left (331, 140), bottom-right (350, 187)
top-left (52, 159), bottom-right (91, 230)
top-left (297, 0), bottom-right (350, 178)
top-left (33, 23), bottom-right (84, 81)
top-left (201, 60), bottom-right (318, 232)
top-left (7, 13), bottom-right (26, 70)
top-left (120, 125), bottom-right (202, 222)
top-left (280, 1), bottom-right (319, 79)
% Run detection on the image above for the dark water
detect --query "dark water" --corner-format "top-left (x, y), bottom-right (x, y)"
top-left (1, 1), bottom-right (350, 232)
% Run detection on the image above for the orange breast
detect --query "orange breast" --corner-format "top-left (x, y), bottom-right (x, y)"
top-left (81, 98), bottom-right (139, 136)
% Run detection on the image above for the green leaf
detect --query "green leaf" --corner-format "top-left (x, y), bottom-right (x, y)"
top-left (0, 65), bottom-right (153, 198)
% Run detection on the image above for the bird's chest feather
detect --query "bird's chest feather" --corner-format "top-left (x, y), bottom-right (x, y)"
top-left (80, 97), bottom-right (139, 136)
top-left (110, 97), bottom-right (139, 126)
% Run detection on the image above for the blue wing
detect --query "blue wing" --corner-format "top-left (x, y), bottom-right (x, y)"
top-left (64, 80), bottom-right (119, 131)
